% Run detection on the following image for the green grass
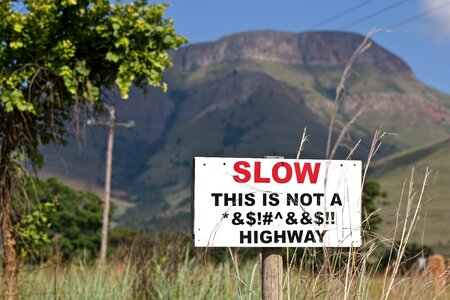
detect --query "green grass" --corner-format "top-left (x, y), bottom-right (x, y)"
top-left (16, 263), bottom-right (132, 299)
top-left (5, 245), bottom-right (450, 299)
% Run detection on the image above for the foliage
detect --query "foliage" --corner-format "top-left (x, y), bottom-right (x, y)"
top-left (362, 181), bottom-right (387, 236)
top-left (17, 199), bottom-right (57, 258)
top-left (17, 178), bottom-right (104, 260)
top-left (0, 0), bottom-right (187, 164)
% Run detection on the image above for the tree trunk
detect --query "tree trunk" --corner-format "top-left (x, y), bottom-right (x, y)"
top-left (0, 142), bottom-right (19, 300)
top-left (1, 191), bottom-right (19, 300)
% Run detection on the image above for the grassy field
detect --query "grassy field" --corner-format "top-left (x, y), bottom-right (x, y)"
top-left (5, 241), bottom-right (450, 299)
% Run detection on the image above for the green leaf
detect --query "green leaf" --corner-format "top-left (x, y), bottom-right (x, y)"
top-left (10, 41), bottom-right (24, 49)
top-left (112, 23), bottom-right (120, 31)
top-left (106, 52), bottom-right (120, 62)
top-left (13, 22), bottom-right (23, 32)
top-left (115, 37), bottom-right (129, 48)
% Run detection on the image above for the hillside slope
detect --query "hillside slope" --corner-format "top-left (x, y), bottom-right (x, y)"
top-left (41, 30), bottom-right (450, 228)
top-left (370, 137), bottom-right (450, 256)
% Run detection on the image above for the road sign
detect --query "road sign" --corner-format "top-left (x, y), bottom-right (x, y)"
top-left (192, 157), bottom-right (362, 247)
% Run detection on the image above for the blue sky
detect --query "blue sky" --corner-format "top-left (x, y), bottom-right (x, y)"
top-left (159, 0), bottom-right (450, 94)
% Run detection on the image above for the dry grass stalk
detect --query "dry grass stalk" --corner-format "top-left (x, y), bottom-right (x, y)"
top-left (382, 167), bottom-right (431, 300)
top-left (296, 127), bottom-right (309, 160)
top-left (361, 126), bottom-right (388, 190)
top-left (329, 107), bottom-right (364, 160)
top-left (325, 30), bottom-right (375, 159)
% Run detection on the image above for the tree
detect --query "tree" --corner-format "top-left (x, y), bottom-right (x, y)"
top-left (362, 181), bottom-right (387, 238)
top-left (18, 177), bottom-right (104, 261)
top-left (0, 1), bottom-right (187, 298)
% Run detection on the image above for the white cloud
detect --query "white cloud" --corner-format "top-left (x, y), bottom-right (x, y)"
top-left (422, 0), bottom-right (450, 35)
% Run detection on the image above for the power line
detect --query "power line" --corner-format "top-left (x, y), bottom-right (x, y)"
top-left (388, 1), bottom-right (450, 30)
top-left (307, 0), bottom-right (376, 31)
top-left (340, 0), bottom-right (414, 30)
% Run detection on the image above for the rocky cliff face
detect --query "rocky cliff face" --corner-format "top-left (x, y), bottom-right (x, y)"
top-left (171, 31), bottom-right (413, 78)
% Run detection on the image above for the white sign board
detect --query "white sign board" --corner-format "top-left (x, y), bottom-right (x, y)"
top-left (193, 157), bottom-right (362, 247)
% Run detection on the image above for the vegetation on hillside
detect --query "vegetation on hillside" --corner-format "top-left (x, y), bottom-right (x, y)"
top-left (16, 178), bottom-right (104, 262)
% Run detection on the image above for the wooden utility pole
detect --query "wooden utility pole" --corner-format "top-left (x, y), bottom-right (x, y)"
top-left (88, 106), bottom-right (135, 265)
top-left (100, 106), bottom-right (115, 265)
top-left (262, 155), bottom-right (283, 300)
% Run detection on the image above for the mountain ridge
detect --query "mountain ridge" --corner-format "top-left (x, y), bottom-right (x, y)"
top-left (171, 30), bottom-right (413, 78)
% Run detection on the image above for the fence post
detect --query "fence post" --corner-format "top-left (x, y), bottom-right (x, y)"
top-left (262, 247), bottom-right (283, 300)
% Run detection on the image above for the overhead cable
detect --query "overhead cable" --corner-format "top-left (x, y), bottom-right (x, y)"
top-left (388, 1), bottom-right (450, 30)
top-left (340, 0), bottom-right (414, 30)
top-left (307, 0), bottom-right (376, 30)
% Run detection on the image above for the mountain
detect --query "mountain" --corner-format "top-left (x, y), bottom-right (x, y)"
top-left (41, 30), bottom-right (450, 229)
